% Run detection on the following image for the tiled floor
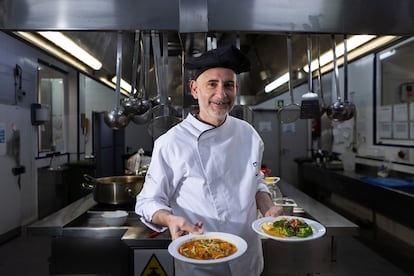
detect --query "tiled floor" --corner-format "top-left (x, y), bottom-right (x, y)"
top-left (0, 225), bottom-right (412, 276)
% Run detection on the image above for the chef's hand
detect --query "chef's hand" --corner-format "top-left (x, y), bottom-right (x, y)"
top-left (167, 216), bottom-right (204, 240)
top-left (256, 191), bottom-right (284, 217)
top-left (264, 205), bottom-right (284, 217)
top-left (152, 210), bottom-right (203, 240)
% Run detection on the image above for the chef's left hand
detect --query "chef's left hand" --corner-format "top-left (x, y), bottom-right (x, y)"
top-left (264, 205), bottom-right (284, 217)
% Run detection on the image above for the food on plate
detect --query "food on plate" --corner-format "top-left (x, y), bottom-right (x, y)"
top-left (178, 238), bottom-right (238, 260)
top-left (261, 217), bottom-right (313, 238)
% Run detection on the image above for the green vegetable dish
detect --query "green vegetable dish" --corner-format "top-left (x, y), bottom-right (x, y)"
top-left (261, 218), bottom-right (313, 238)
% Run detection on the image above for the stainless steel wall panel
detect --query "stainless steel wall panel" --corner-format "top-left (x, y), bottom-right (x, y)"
top-left (1, 0), bottom-right (414, 34)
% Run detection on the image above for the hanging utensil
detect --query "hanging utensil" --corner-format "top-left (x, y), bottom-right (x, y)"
top-left (326, 34), bottom-right (347, 121)
top-left (342, 34), bottom-right (356, 120)
top-left (147, 31), bottom-right (181, 138)
top-left (104, 32), bottom-right (129, 130)
top-left (122, 30), bottom-right (141, 117)
top-left (300, 35), bottom-right (321, 119)
top-left (316, 36), bottom-right (326, 116)
top-left (230, 35), bottom-right (253, 121)
top-left (278, 35), bottom-right (301, 124)
top-left (131, 31), bottom-right (152, 124)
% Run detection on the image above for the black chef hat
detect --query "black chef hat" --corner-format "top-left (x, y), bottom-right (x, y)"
top-left (185, 45), bottom-right (251, 79)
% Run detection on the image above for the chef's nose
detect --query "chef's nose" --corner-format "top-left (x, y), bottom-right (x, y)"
top-left (216, 84), bottom-right (228, 98)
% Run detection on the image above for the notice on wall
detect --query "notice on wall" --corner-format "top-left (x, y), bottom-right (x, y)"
top-left (0, 123), bottom-right (6, 156)
top-left (379, 105), bottom-right (392, 122)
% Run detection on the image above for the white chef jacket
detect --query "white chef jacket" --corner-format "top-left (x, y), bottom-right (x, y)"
top-left (136, 113), bottom-right (270, 276)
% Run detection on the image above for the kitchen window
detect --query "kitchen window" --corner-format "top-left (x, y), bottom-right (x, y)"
top-left (37, 61), bottom-right (68, 154)
top-left (375, 36), bottom-right (414, 147)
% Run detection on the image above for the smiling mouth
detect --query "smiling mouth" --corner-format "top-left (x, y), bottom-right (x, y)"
top-left (211, 100), bottom-right (229, 106)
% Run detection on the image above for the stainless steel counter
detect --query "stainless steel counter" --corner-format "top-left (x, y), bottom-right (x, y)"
top-left (28, 180), bottom-right (357, 240)
top-left (278, 179), bottom-right (358, 236)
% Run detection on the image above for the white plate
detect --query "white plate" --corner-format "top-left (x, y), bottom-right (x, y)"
top-left (252, 216), bottom-right (326, 242)
top-left (168, 232), bottom-right (247, 264)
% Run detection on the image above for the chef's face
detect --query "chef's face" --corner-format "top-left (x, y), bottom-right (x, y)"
top-left (190, 67), bottom-right (237, 126)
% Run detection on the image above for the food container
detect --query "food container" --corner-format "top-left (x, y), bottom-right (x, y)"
top-left (82, 174), bottom-right (144, 205)
top-left (101, 210), bottom-right (128, 226)
top-left (273, 198), bottom-right (297, 215)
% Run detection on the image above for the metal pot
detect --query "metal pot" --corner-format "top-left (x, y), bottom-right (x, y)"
top-left (82, 174), bottom-right (144, 205)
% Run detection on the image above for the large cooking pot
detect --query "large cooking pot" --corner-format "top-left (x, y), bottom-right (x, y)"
top-left (82, 174), bottom-right (144, 205)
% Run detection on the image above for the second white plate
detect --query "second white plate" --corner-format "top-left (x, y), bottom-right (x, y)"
top-left (252, 216), bottom-right (326, 242)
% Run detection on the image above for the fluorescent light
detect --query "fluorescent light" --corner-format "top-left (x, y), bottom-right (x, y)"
top-left (38, 31), bottom-right (102, 70)
top-left (303, 35), bottom-right (376, 73)
top-left (265, 72), bottom-right (289, 93)
top-left (111, 76), bottom-right (136, 94)
top-left (15, 32), bottom-right (89, 72)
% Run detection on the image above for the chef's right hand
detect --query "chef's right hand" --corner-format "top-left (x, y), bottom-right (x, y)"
top-left (167, 215), bottom-right (204, 240)
top-left (152, 209), bottom-right (203, 240)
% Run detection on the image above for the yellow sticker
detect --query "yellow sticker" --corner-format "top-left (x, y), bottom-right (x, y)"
top-left (140, 254), bottom-right (167, 276)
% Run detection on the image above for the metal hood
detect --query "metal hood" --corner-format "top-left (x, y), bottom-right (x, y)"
top-left (1, 0), bottom-right (413, 106)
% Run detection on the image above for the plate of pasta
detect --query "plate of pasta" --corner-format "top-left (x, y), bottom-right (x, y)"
top-left (252, 216), bottom-right (326, 242)
top-left (168, 232), bottom-right (247, 264)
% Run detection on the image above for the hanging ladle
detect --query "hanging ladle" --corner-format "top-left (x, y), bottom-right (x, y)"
top-left (342, 34), bottom-right (356, 120)
top-left (278, 35), bottom-right (301, 124)
top-left (131, 31), bottom-right (152, 124)
top-left (147, 31), bottom-right (181, 138)
top-left (122, 30), bottom-right (141, 117)
top-left (326, 34), bottom-right (347, 121)
top-left (316, 36), bottom-right (326, 116)
top-left (104, 32), bottom-right (129, 130)
top-left (300, 34), bottom-right (321, 119)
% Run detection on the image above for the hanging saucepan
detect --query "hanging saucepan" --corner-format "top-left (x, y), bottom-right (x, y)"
top-left (342, 34), bottom-right (356, 120)
top-left (82, 174), bottom-right (144, 205)
top-left (300, 34), bottom-right (321, 119)
top-left (104, 32), bottom-right (129, 129)
top-left (326, 34), bottom-right (347, 121)
top-left (122, 30), bottom-right (142, 117)
top-left (131, 31), bottom-right (152, 124)
top-left (147, 31), bottom-right (181, 138)
top-left (278, 35), bottom-right (301, 124)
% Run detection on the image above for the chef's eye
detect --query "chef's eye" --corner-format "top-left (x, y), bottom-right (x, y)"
top-left (224, 82), bottom-right (235, 89)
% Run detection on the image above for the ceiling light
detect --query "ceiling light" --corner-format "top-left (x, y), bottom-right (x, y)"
top-left (265, 72), bottom-right (289, 93)
top-left (303, 35), bottom-right (376, 73)
top-left (111, 76), bottom-right (136, 94)
top-left (38, 31), bottom-right (102, 70)
top-left (15, 31), bottom-right (89, 72)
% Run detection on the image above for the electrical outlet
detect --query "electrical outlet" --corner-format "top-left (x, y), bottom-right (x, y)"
top-left (397, 148), bottom-right (409, 160)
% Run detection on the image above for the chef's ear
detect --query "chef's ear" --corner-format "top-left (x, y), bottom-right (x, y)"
top-left (190, 80), bottom-right (198, 99)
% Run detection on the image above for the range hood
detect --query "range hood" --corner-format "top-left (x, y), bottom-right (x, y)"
top-left (1, 0), bottom-right (412, 106)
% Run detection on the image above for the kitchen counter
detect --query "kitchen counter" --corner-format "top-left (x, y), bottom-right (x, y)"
top-left (28, 180), bottom-right (357, 239)
top-left (300, 162), bottom-right (414, 229)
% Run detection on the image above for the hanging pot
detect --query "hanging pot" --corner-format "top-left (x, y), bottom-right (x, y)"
top-left (82, 174), bottom-right (144, 205)
top-left (278, 35), bottom-right (301, 124)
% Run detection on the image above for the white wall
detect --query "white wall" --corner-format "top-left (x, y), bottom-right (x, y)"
top-left (0, 32), bottom-right (79, 228)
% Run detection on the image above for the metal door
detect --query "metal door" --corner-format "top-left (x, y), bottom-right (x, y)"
top-left (253, 109), bottom-right (309, 187)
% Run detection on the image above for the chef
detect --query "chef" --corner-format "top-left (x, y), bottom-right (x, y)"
top-left (135, 45), bottom-right (283, 276)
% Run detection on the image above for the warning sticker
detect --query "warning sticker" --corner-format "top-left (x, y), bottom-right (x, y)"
top-left (140, 254), bottom-right (167, 276)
